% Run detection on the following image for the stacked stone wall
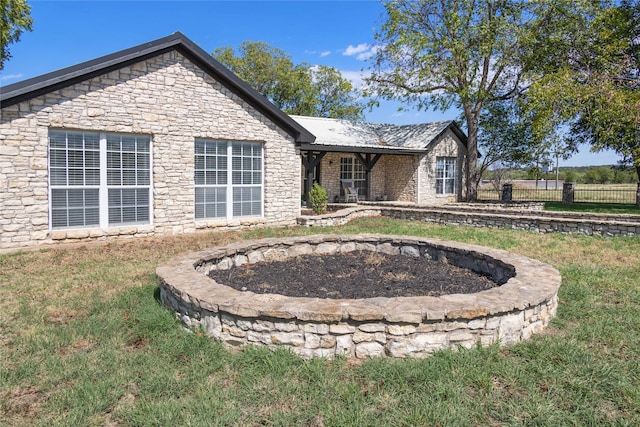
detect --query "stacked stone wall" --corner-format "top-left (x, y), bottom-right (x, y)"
top-left (382, 155), bottom-right (418, 203)
top-left (297, 204), bottom-right (640, 237)
top-left (158, 234), bottom-right (560, 359)
top-left (0, 51), bottom-right (300, 250)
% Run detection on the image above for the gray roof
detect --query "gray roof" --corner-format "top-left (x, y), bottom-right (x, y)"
top-left (0, 32), bottom-right (315, 144)
top-left (291, 115), bottom-right (466, 154)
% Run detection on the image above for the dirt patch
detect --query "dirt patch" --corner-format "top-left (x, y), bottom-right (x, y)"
top-left (208, 250), bottom-right (498, 299)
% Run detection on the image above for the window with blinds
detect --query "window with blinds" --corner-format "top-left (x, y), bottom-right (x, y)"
top-left (194, 140), bottom-right (227, 219)
top-left (106, 134), bottom-right (150, 225)
top-left (48, 130), bottom-right (152, 229)
top-left (195, 139), bottom-right (263, 219)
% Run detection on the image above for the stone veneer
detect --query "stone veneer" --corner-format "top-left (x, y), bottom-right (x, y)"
top-left (298, 204), bottom-right (640, 237)
top-left (418, 128), bottom-right (466, 205)
top-left (158, 234), bottom-right (561, 359)
top-left (0, 51), bottom-right (300, 250)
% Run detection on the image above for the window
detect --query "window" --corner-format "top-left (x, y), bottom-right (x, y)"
top-left (436, 157), bottom-right (456, 195)
top-left (195, 140), bottom-right (263, 219)
top-left (106, 134), bottom-right (151, 225)
top-left (49, 130), bottom-right (151, 229)
top-left (195, 140), bottom-right (227, 219)
top-left (340, 157), bottom-right (366, 195)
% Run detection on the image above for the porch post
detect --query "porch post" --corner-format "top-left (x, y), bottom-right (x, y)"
top-left (355, 153), bottom-right (382, 201)
top-left (301, 151), bottom-right (326, 204)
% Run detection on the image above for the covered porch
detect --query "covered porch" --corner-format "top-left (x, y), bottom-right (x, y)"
top-left (293, 115), bottom-right (468, 207)
top-left (300, 146), bottom-right (423, 204)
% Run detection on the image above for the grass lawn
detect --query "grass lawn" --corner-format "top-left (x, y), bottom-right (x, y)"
top-left (544, 201), bottom-right (640, 215)
top-left (1, 219), bottom-right (639, 426)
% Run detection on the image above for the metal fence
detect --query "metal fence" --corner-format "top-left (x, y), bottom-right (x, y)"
top-left (477, 187), bottom-right (563, 202)
top-left (478, 183), bottom-right (639, 204)
top-left (573, 185), bottom-right (638, 204)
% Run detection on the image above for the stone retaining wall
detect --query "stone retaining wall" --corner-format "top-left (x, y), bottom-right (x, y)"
top-left (157, 234), bottom-right (561, 359)
top-left (297, 204), bottom-right (640, 237)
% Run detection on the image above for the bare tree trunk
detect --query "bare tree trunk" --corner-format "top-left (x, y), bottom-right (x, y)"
top-left (464, 107), bottom-right (480, 202)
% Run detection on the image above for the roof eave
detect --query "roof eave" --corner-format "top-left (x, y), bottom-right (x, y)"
top-left (0, 32), bottom-right (315, 144)
top-left (298, 143), bottom-right (425, 155)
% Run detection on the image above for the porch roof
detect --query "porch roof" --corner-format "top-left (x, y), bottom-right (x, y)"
top-left (291, 115), bottom-right (466, 155)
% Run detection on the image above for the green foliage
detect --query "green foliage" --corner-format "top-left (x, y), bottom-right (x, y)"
top-left (0, 0), bottom-right (33, 69)
top-left (308, 182), bottom-right (328, 214)
top-left (583, 166), bottom-right (614, 184)
top-left (477, 100), bottom-right (548, 182)
top-left (524, 1), bottom-right (640, 180)
top-left (212, 41), bottom-right (365, 120)
top-left (562, 170), bottom-right (576, 183)
top-left (366, 0), bottom-right (547, 200)
top-left (481, 165), bottom-right (638, 185)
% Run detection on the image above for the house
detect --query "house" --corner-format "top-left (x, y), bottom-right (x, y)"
top-left (0, 32), bottom-right (314, 250)
top-left (293, 115), bottom-right (467, 205)
top-left (0, 32), bottom-right (467, 251)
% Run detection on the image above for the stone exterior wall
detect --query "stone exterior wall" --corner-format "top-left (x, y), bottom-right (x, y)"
top-left (158, 234), bottom-right (561, 359)
top-left (382, 155), bottom-right (418, 203)
top-left (419, 129), bottom-right (466, 205)
top-left (0, 51), bottom-right (300, 250)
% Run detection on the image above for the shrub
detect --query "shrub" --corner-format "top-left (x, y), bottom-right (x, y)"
top-left (309, 182), bottom-right (328, 214)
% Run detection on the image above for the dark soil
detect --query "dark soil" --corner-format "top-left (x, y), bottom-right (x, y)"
top-left (208, 250), bottom-right (498, 299)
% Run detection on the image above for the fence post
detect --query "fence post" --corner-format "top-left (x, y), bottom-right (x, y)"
top-left (636, 183), bottom-right (640, 207)
top-left (501, 183), bottom-right (513, 203)
top-left (562, 182), bottom-right (575, 204)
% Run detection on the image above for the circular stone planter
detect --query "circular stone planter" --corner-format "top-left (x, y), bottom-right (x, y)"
top-left (157, 234), bottom-right (561, 359)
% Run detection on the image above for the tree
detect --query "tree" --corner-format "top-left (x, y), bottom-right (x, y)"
top-left (0, 0), bottom-right (33, 69)
top-left (476, 99), bottom-right (539, 186)
top-left (213, 41), bottom-right (365, 120)
top-left (367, 0), bottom-right (543, 200)
top-left (311, 66), bottom-right (366, 121)
top-left (583, 166), bottom-right (613, 185)
top-left (525, 1), bottom-right (640, 181)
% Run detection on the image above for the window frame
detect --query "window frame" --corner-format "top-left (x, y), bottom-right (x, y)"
top-left (435, 157), bottom-right (457, 195)
top-left (48, 130), bottom-right (153, 230)
top-left (194, 139), bottom-right (264, 220)
top-left (339, 156), bottom-right (366, 196)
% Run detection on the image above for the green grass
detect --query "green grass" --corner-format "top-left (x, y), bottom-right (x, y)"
top-left (544, 201), bottom-right (640, 215)
top-left (1, 220), bottom-right (640, 426)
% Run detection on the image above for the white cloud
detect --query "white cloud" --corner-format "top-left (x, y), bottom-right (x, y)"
top-left (320, 50), bottom-right (331, 57)
top-left (343, 43), bottom-right (371, 56)
top-left (1, 73), bottom-right (23, 82)
top-left (343, 43), bottom-right (381, 61)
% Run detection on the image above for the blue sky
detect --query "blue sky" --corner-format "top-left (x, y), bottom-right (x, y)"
top-left (1, 0), bottom-right (621, 166)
